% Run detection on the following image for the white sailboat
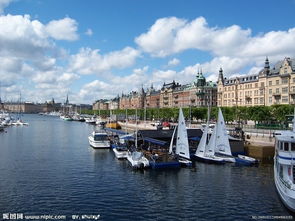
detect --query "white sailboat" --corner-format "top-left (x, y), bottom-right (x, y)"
top-left (214, 108), bottom-right (235, 163)
top-left (175, 108), bottom-right (192, 166)
top-left (126, 109), bottom-right (149, 169)
top-left (194, 108), bottom-right (225, 164)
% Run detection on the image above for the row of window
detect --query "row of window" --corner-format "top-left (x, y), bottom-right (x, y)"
top-left (223, 78), bottom-right (295, 92)
top-left (278, 141), bottom-right (295, 152)
top-left (221, 97), bottom-right (295, 105)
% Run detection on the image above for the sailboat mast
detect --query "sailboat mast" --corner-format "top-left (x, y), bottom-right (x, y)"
top-left (135, 108), bottom-right (138, 148)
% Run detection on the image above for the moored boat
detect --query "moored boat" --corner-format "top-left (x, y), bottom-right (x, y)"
top-left (236, 154), bottom-right (258, 166)
top-left (174, 108), bottom-right (192, 167)
top-left (111, 143), bottom-right (128, 159)
top-left (194, 107), bottom-right (225, 164)
top-left (106, 121), bottom-right (121, 129)
top-left (213, 108), bottom-right (236, 163)
top-left (126, 150), bottom-right (149, 169)
top-left (88, 131), bottom-right (110, 149)
top-left (274, 113), bottom-right (295, 212)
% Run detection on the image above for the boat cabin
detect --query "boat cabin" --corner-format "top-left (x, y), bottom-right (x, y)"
top-left (94, 133), bottom-right (109, 141)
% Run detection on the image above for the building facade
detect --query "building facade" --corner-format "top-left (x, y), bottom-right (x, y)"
top-left (92, 70), bottom-right (217, 110)
top-left (217, 57), bottom-right (295, 107)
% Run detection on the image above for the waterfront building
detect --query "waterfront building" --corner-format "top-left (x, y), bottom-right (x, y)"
top-left (217, 57), bottom-right (295, 107)
top-left (4, 102), bottom-right (43, 113)
top-left (119, 88), bottom-right (145, 109)
top-left (145, 84), bottom-right (160, 108)
top-left (92, 69), bottom-right (217, 110)
top-left (93, 99), bottom-right (109, 110)
top-left (120, 71), bottom-right (216, 109)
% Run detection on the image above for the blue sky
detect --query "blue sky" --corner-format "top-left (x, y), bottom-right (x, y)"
top-left (1, 0), bottom-right (295, 104)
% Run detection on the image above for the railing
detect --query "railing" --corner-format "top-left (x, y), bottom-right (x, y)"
top-left (273, 92), bottom-right (281, 96)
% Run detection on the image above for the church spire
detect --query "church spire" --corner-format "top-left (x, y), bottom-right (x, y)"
top-left (65, 94), bottom-right (69, 105)
top-left (218, 67), bottom-right (224, 84)
top-left (264, 56), bottom-right (270, 75)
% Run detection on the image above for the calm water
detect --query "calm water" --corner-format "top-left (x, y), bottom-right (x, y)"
top-left (0, 114), bottom-right (293, 221)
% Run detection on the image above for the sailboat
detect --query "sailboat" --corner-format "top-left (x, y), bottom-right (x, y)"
top-left (194, 113), bottom-right (225, 164)
top-left (171, 108), bottom-right (192, 166)
top-left (12, 92), bottom-right (29, 126)
top-left (213, 108), bottom-right (235, 163)
top-left (126, 109), bottom-right (149, 169)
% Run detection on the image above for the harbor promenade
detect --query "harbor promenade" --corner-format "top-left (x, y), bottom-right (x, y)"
top-left (118, 120), bottom-right (276, 160)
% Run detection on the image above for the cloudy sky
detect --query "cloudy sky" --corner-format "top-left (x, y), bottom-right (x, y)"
top-left (1, 0), bottom-right (295, 104)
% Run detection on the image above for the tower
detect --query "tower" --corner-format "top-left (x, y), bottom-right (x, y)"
top-left (264, 57), bottom-right (270, 76)
top-left (65, 94), bottom-right (69, 105)
top-left (217, 67), bottom-right (224, 85)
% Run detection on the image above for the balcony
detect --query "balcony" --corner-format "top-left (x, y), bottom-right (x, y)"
top-left (272, 92), bottom-right (281, 97)
top-left (245, 96), bottom-right (252, 100)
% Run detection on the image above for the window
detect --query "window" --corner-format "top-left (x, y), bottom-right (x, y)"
top-left (269, 89), bottom-right (272, 94)
top-left (260, 89), bottom-right (264, 96)
top-left (284, 142), bottom-right (289, 151)
top-left (260, 98), bottom-right (264, 104)
top-left (291, 143), bottom-right (295, 151)
top-left (255, 83), bottom-right (258, 88)
top-left (254, 90), bottom-right (258, 96)
top-left (282, 87), bottom-right (288, 94)
top-left (225, 87), bottom-right (227, 91)
top-left (276, 80), bottom-right (280, 85)
top-left (254, 98), bottom-right (258, 104)
top-left (269, 81), bottom-right (272, 86)
top-left (261, 82), bottom-right (264, 87)
top-left (269, 97), bottom-right (272, 104)
top-left (282, 78), bottom-right (288, 84)
top-left (293, 78), bottom-right (295, 83)
top-left (282, 96), bottom-right (288, 103)
top-left (279, 141), bottom-right (283, 150)
top-left (276, 88), bottom-right (280, 94)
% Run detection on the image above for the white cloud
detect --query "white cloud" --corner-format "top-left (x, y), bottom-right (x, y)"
top-left (85, 28), bottom-right (93, 36)
top-left (0, 14), bottom-right (51, 59)
top-left (135, 17), bottom-right (186, 57)
top-left (168, 58), bottom-right (180, 66)
top-left (45, 17), bottom-right (79, 41)
top-left (0, 0), bottom-right (13, 14)
top-left (68, 46), bottom-right (141, 75)
top-left (135, 16), bottom-right (295, 63)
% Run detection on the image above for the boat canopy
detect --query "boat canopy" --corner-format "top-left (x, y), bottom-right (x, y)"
top-left (189, 137), bottom-right (201, 141)
top-left (143, 137), bottom-right (167, 146)
top-left (104, 128), bottom-right (127, 135)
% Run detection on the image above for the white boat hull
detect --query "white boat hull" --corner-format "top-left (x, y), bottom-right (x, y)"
top-left (127, 152), bottom-right (149, 169)
top-left (113, 148), bottom-right (128, 159)
top-left (274, 163), bottom-right (295, 212)
top-left (88, 136), bottom-right (110, 149)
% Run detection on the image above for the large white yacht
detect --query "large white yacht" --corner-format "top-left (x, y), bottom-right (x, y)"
top-left (274, 117), bottom-right (295, 212)
top-left (88, 131), bottom-right (110, 149)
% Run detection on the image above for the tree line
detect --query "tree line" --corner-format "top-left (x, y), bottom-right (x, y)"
top-left (82, 104), bottom-right (295, 124)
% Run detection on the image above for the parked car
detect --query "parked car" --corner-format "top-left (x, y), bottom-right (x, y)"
top-left (162, 121), bottom-right (170, 127)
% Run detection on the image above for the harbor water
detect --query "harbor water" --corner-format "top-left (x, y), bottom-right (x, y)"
top-left (0, 114), bottom-right (293, 220)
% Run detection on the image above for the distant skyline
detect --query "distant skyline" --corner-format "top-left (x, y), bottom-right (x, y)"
top-left (1, 0), bottom-right (295, 104)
